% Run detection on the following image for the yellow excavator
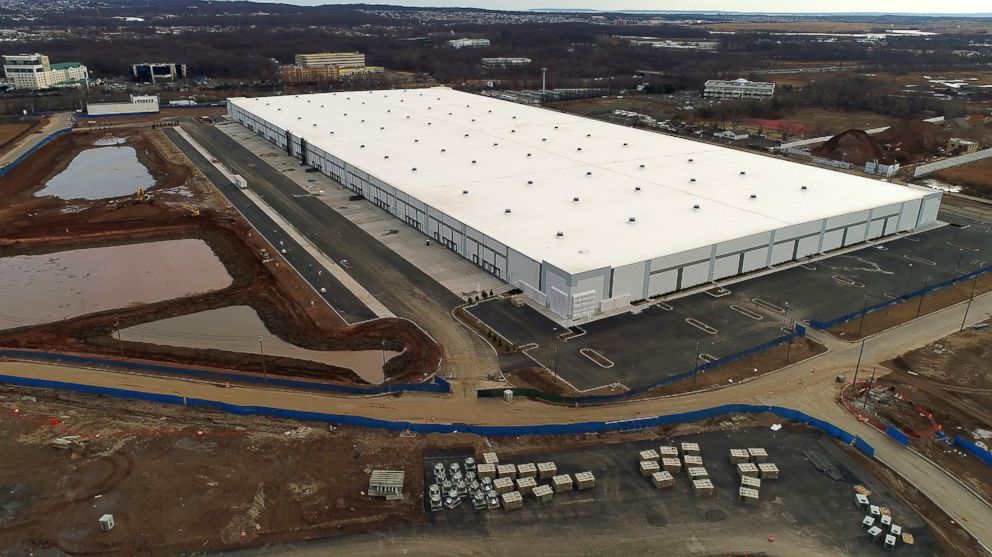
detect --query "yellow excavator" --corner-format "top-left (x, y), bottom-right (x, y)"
top-left (180, 203), bottom-right (200, 217)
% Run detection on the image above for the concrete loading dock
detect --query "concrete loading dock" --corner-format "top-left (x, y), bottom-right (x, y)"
top-left (552, 474), bottom-right (574, 493)
top-left (757, 463), bottom-right (779, 479)
top-left (537, 462), bottom-right (557, 479)
top-left (651, 470), bottom-right (675, 489)
top-left (228, 88), bottom-right (940, 325)
top-left (533, 484), bottom-right (554, 503)
top-left (640, 460), bottom-right (661, 477)
top-left (575, 471), bottom-right (596, 490)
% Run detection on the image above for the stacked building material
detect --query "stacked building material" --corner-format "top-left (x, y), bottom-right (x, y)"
top-left (729, 449), bottom-right (750, 464)
top-left (757, 463), bottom-right (779, 479)
top-left (533, 484), bottom-right (554, 503)
top-left (574, 471), bottom-right (595, 490)
top-left (640, 460), bottom-right (661, 477)
top-left (552, 474), bottom-right (574, 493)
top-left (662, 458), bottom-right (682, 474)
top-left (737, 463), bottom-right (759, 478)
top-left (517, 463), bottom-right (537, 478)
top-left (497, 464), bottom-right (517, 479)
top-left (692, 479), bottom-right (714, 496)
top-left (747, 448), bottom-right (768, 463)
top-left (516, 476), bottom-right (537, 495)
top-left (537, 462), bottom-right (557, 479)
top-left (501, 491), bottom-right (523, 510)
top-left (494, 476), bottom-right (514, 494)
top-left (651, 470), bottom-right (675, 489)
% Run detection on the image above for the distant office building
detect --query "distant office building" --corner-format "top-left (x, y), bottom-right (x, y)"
top-left (86, 94), bottom-right (160, 116)
top-left (280, 65), bottom-right (340, 84)
top-left (703, 78), bottom-right (775, 100)
top-left (448, 38), bottom-right (490, 49)
top-left (482, 57), bottom-right (531, 70)
top-left (294, 52), bottom-right (366, 69)
top-left (2, 53), bottom-right (88, 90)
top-left (131, 62), bottom-right (187, 83)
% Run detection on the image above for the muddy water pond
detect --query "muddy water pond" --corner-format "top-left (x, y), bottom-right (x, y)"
top-left (120, 305), bottom-right (398, 384)
top-left (35, 143), bottom-right (155, 200)
top-left (0, 239), bottom-right (232, 330)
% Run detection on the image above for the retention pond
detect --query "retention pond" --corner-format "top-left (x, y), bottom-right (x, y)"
top-left (35, 142), bottom-right (155, 200)
top-left (120, 305), bottom-right (399, 384)
top-left (0, 239), bottom-right (232, 330)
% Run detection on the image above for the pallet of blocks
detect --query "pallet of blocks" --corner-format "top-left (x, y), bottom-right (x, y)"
top-left (757, 463), bottom-right (779, 479)
top-left (477, 462), bottom-right (496, 479)
top-left (551, 474), bottom-right (574, 493)
top-left (737, 462), bottom-right (759, 478)
top-left (740, 475), bottom-right (761, 489)
top-left (533, 484), bottom-right (554, 503)
top-left (729, 448), bottom-right (750, 464)
top-left (680, 442), bottom-right (700, 456)
top-left (687, 467), bottom-right (709, 480)
top-left (691, 479), bottom-right (714, 496)
top-left (493, 476), bottom-right (514, 494)
top-left (661, 457), bottom-right (682, 474)
top-left (501, 490), bottom-right (523, 510)
top-left (516, 476), bottom-right (537, 495)
top-left (747, 448), bottom-right (768, 463)
top-left (639, 449), bottom-right (660, 462)
top-left (482, 452), bottom-right (499, 466)
top-left (659, 445), bottom-right (679, 458)
top-left (639, 460), bottom-right (660, 477)
top-left (574, 471), bottom-right (595, 490)
top-left (739, 486), bottom-right (760, 505)
top-left (497, 463), bottom-right (517, 479)
top-left (537, 462), bottom-right (557, 479)
top-left (517, 463), bottom-right (537, 478)
top-left (651, 470), bottom-right (674, 489)
top-left (683, 455), bottom-right (703, 467)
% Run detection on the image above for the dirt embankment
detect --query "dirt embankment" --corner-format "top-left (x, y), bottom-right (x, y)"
top-left (0, 128), bottom-right (441, 386)
top-left (814, 121), bottom-right (950, 166)
top-left (814, 129), bottom-right (890, 165)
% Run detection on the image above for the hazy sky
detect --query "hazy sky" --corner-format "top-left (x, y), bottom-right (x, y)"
top-left (242, 0), bottom-right (985, 13)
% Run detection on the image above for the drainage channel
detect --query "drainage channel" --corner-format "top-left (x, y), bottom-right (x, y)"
top-left (685, 318), bottom-right (719, 335)
top-left (730, 305), bottom-right (764, 321)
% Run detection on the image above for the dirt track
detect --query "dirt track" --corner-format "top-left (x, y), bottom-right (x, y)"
top-left (0, 127), bottom-right (440, 385)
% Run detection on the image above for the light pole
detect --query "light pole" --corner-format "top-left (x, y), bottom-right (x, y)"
top-left (960, 269), bottom-right (980, 331)
top-left (541, 67), bottom-right (547, 93)
top-left (855, 337), bottom-right (866, 376)
top-left (691, 340), bottom-right (701, 391)
top-left (862, 366), bottom-right (876, 410)
top-left (916, 275), bottom-right (930, 318)
top-left (114, 321), bottom-right (124, 358)
top-left (782, 301), bottom-right (791, 333)
top-left (856, 294), bottom-right (870, 338)
top-left (902, 263), bottom-right (913, 298)
top-left (258, 337), bottom-right (267, 381)
top-left (784, 319), bottom-right (794, 365)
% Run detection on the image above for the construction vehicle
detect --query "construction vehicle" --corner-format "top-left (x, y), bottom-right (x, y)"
top-left (180, 203), bottom-right (200, 217)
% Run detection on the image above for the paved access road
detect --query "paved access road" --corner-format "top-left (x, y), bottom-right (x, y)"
top-left (173, 121), bottom-right (499, 390)
top-left (0, 112), bottom-right (74, 168)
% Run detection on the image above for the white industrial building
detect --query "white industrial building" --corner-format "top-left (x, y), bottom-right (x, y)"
top-left (704, 78), bottom-right (775, 100)
top-left (86, 95), bottom-right (160, 116)
top-left (227, 87), bottom-right (941, 324)
top-left (448, 38), bottom-right (490, 48)
top-left (294, 52), bottom-right (367, 68)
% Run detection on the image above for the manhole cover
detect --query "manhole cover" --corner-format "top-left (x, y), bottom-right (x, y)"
top-left (645, 513), bottom-right (668, 527)
top-left (704, 509), bottom-right (727, 522)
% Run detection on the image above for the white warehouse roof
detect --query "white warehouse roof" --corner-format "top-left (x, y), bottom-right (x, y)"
top-left (230, 87), bottom-right (928, 274)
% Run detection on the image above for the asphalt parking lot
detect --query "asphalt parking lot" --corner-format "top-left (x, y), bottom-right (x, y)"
top-left (471, 209), bottom-right (992, 391)
top-left (420, 426), bottom-right (936, 556)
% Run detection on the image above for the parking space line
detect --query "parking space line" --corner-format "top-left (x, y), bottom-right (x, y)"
top-left (685, 318), bottom-right (718, 335)
top-left (904, 254), bottom-right (937, 266)
top-left (730, 305), bottom-right (764, 320)
top-left (753, 298), bottom-right (785, 313)
top-left (579, 348), bottom-right (614, 368)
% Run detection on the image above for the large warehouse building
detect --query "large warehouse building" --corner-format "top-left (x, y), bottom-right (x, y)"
top-left (227, 87), bottom-right (941, 324)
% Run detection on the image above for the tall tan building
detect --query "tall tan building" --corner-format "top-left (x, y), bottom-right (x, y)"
top-left (294, 52), bottom-right (366, 69)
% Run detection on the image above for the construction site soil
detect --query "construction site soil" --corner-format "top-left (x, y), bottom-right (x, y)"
top-left (879, 322), bottom-right (992, 503)
top-left (814, 121), bottom-right (948, 166)
top-left (935, 158), bottom-right (992, 198)
top-left (0, 387), bottom-right (979, 557)
top-left (0, 116), bottom-right (43, 156)
top-left (0, 127), bottom-right (440, 386)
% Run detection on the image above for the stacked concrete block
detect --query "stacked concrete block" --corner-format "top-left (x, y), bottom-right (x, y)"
top-left (739, 486), bottom-right (760, 505)
top-left (552, 474), bottom-right (574, 493)
top-left (537, 462), bottom-right (557, 479)
top-left (517, 463), bottom-right (537, 478)
top-left (687, 467), bottom-right (709, 480)
top-left (533, 484), bottom-right (554, 503)
top-left (662, 458), bottom-right (682, 474)
top-left (482, 452), bottom-right (499, 466)
top-left (659, 446), bottom-right (679, 459)
top-left (747, 448), bottom-right (768, 463)
top-left (501, 490), bottom-right (523, 510)
top-left (737, 462), bottom-right (759, 478)
top-left (477, 463), bottom-right (496, 480)
top-left (741, 475), bottom-right (761, 489)
top-left (493, 476), bottom-right (514, 494)
top-left (691, 478), bottom-right (714, 496)
top-left (497, 464), bottom-right (517, 479)
top-left (640, 460), bottom-right (661, 477)
top-left (729, 449), bottom-right (750, 464)
top-left (574, 471), bottom-right (595, 490)
top-left (683, 455), bottom-right (703, 467)
top-left (680, 442), bottom-right (700, 456)
top-left (639, 449), bottom-right (660, 462)
top-left (651, 470), bottom-right (675, 489)
top-left (516, 476), bottom-right (537, 495)
top-left (757, 463), bottom-right (779, 479)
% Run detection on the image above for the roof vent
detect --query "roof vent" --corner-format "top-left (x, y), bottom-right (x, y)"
top-left (554, 126), bottom-right (559, 129)
top-left (586, 171), bottom-right (592, 176)
top-left (277, 108), bottom-right (281, 111)
top-left (688, 158), bottom-right (694, 163)
top-left (639, 164), bottom-right (645, 169)
top-left (577, 147), bottom-right (582, 151)
top-left (449, 112), bottom-right (453, 115)
top-left (472, 160), bottom-right (477, 164)
top-left (527, 180), bottom-right (533, 185)
top-left (412, 167), bottom-right (417, 172)
top-left (635, 186), bottom-right (641, 191)
top-left (320, 104), bottom-right (324, 108)
top-left (488, 109), bottom-right (492, 113)
top-left (380, 126), bottom-right (384, 130)
top-left (628, 217), bottom-right (636, 223)
top-left (693, 204), bottom-right (700, 210)
top-left (690, 178), bottom-right (696, 182)
top-left (740, 171), bottom-right (746, 175)
top-left (465, 134), bottom-right (470, 138)
top-left (343, 113), bottom-right (347, 116)
top-left (541, 138), bottom-right (547, 142)
top-left (511, 129), bottom-right (516, 133)
top-left (556, 231), bottom-right (564, 238)
top-left (586, 133), bottom-right (592, 138)
top-left (749, 194), bottom-right (757, 199)
top-left (427, 107), bottom-right (432, 110)
top-left (330, 131), bottom-right (335, 135)
top-left (441, 148), bottom-right (446, 152)
top-left (505, 208), bottom-right (512, 214)
top-left (573, 197), bottom-right (580, 202)
top-left (471, 119), bottom-right (476, 122)
top-left (463, 190), bottom-right (468, 195)
top-left (623, 142), bottom-right (629, 147)
top-left (493, 142), bottom-right (498, 147)
top-left (526, 153), bottom-right (532, 157)
top-left (406, 115), bottom-right (410, 119)
top-left (386, 109), bottom-right (390, 112)
top-left (466, 104), bottom-right (470, 108)
top-left (384, 155), bottom-right (389, 159)
top-left (266, 102), bottom-right (270, 106)
top-left (306, 99), bottom-right (311, 103)
top-left (512, 116), bottom-right (517, 119)
top-left (428, 122), bottom-right (432, 125)
top-left (312, 123), bottom-right (317, 127)
top-left (414, 138), bottom-right (419, 142)
top-left (801, 185), bottom-right (808, 190)
top-left (360, 144), bottom-right (365, 148)
top-left (360, 119), bottom-right (365, 123)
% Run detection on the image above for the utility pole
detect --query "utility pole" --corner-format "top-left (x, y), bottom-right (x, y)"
top-left (784, 319), bottom-right (794, 365)
top-left (855, 337), bottom-right (866, 376)
top-left (862, 366), bottom-right (876, 410)
top-left (258, 337), bottom-right (267, 382)
top-left (916, 275), bottom-right (930, 318)
top-left (903, 263), bottom-right (913, 298)
top-left (691, 340), bottom-right (701, 391)
top-left (114, 321), bottom-right (124, 358)
top-left (961, 272), bottom-right (980, 331)
top-left (856, 294), bottom-right (869, 338)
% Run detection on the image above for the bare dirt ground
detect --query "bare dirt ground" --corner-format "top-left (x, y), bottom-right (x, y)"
top-left (0, 126), bottom-right (440, 385)
top-left (0, 387), bottom-right (978, 557)
top-left (0, 117), bottom-right (44, 157)
top-left (935, 158), bottom-right (992, 199)
top-left (830, 273), bottom-right (992, 340)
top-left (875, 322), bottom-right (992, 503)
